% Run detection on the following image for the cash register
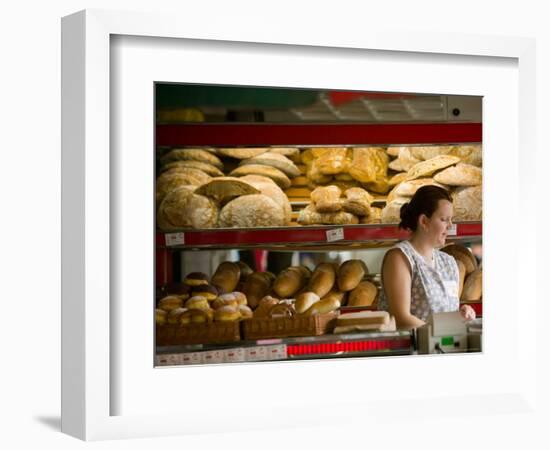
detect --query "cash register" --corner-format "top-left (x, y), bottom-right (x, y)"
top-left (417, 311), bottom-right (482, 354)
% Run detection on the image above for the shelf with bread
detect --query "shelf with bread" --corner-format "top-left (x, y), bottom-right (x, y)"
top-left (156, 221), bottom-right (481, 250)
top-left (155, 126), bottom-right (483, 363)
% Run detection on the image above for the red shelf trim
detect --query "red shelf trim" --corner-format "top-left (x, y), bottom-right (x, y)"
top-left (156, 222), bottom-right (482, 248)
top-left (156, 123), bottom-right (482, 146)
top-left (286, 338), bottom-right (411, 356)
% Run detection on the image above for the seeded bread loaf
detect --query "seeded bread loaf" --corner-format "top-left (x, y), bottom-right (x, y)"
top-left (218, 194), bottom-right (285, 228)
top-left (229, 164), bottom-right (291, 189)
top-left (157, 186), bottom-right (218, 230)
top-left (194, 177), bottom-right (260, 204)
top-left (160, 148), bottom-right (224, 169)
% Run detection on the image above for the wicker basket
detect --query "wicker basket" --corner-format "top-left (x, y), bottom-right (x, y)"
top-left (242, 304), bottom-right (338, 340)
top-left (156, 321), bottom-right (241, 346)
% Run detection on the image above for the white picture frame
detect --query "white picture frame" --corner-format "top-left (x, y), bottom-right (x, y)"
top-left (61, 9), bottom-right (540, 441)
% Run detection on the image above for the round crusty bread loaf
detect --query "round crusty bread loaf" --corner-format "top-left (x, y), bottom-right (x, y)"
top-left (239, 174), bottom-right (292, 225)
top-left (218, 194), bottom-right (285, 228)
top-left (217, 147), bottom-right (270, 159)
top-left (461, 267), bottom-right (482, 301)
top-left (160, 160), bottom-right (224, 177)
top-left (441, 244), bottom-right (477, 275)
top-left (157, 186), bottom-right (218, 230)
top-left (194, 177), bottom-right (260, 205)
top-left (229, 164), bottom-right (291, 189)
top-left (240, 152), bottom-right (300, 177)
top-left (155, 170), bottom-right (209, 204)
top-left (160, 148), bottom-right (224, 169)
top-left (452, 185), bottom-right (482, 221)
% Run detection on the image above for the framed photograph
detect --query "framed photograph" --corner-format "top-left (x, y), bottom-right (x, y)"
top-left (62, 9), bottom-right (538, 441)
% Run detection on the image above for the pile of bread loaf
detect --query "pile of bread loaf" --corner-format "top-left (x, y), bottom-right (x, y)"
top-left (297, 184), bottom-right (382, 225)
top-left (381, 145), bottom-right (482, 223)
top-left (156, 258), bottom-right (380, 329)
top-left (441, 243), bottom-right (482, 302)
top-left (156, 147), bottom-right (301, 229)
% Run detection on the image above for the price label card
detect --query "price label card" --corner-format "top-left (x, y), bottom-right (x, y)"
top-left (267, 344), bottom-right (287, 360)
top-left (165, 232), bottom-right (185, 246)
top-left (447, 224), bottom-right (457, 236)
top-left (245, 346), bottom-right (267, 361)
top-left (188, 352), bottom-right (203, 365)
top-left (164, 354), bottom-right (181, 366)
top-left (326, 227), bottom-right (344, 242)
top-left (225, 347), bottom-right (245, 363)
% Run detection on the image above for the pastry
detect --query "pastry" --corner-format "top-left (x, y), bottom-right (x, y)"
top-left (191, 285), bottom-right (218, 301)
top-left (238, 305), bottom-right (253, 319)
top-left (185, 296), bottom-right (210, 311)
top-left (183, 272), bottom-right (209, 287)
top-left (166, 307), bottom-right (188, 325)
top-left (158, 295), bottom-right (184, 312)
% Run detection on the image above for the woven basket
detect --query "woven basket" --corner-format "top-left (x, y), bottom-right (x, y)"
top-left (242, 304), bottom-right (338, 340)
top-left (156, 321), bottom-right (241, 346)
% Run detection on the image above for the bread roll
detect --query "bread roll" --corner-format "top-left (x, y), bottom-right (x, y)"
top-left (158, 295), bottom-right (183, 312)
top-left (273, 266), bottom-right (308, 298)
top-left (157, 187), bottom-right (218, 230)
top-left (238, 305), bottom-right (253, 319)
top-left (253, 295), bottom-right (280, 317)
top-left (342, 187), bottom-right (373, 217)
top-left (185, 296), bottom-right (210, 311)
top-left (307, 263), bottom-right (337, 298)
top-left (311, 185), bottom-right (342, 213)
top-left (191, 285), bottom-right (218, 301)
top-left (243, 272), bottom-right (272, 309)
top-left (237, 261), bottom-right (253, 280)
top-left (295, 292), bottom-right (320, 314)
top-left (337, 260), bottom-right (368, 291)
top-left (218, 194), bottom-right (285, 228)
top-left (193, 177), bottom-right (260, 205)
top-left (321, 289), bottom-right (346, 305)
top-left (183, 272), bottom-right (209, 286)
top-left (461, 268), bottom-right (482, 301)
top-left (211, 262), bottom-right (241, 293)
top-left (297, 204), bottom-right (359, 225)
top-left (155, 308), bottom-right (168, 326)
top-left (304, 297), bottom-right (341, 315)
top-left (166, 307), bottom-right (188, 325)
top-left (240, 152), bottom-right (300, 177)
top-left (348, 281), bottom-right (378, 307)
top-left (214, 305), bottom-right (241, 321)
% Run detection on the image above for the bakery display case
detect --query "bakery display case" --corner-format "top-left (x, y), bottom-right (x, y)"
top-left (154, 85), bottom-right (483, 366)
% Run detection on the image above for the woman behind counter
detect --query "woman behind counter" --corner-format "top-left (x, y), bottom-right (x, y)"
top-left (378, 185), bottom-right (476, 330)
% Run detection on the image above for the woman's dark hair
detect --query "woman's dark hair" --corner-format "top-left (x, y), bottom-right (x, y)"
top-left (399, 185), bottom-right (452, 231)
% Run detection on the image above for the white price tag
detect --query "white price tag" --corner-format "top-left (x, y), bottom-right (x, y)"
top-left (245, 346), bottom-right (268, 361)
top-left (165, 232), bottom-right (185, 246)
top-left (267, 344), bottom-right (287, 360)
top-left (326, 227), bottom-right (344, 242)
top-left (225, 347), bottom-right (245, 363)
top-left (203, 350), bottom-right (225, 364)
top-left (447, 224), bottom-right (457, 236)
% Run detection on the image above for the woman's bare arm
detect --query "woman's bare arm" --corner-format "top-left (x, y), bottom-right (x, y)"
top-left (382, 249), bottom-right (425, 330)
